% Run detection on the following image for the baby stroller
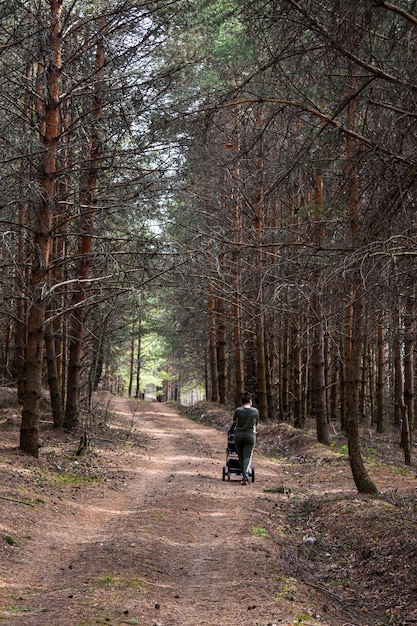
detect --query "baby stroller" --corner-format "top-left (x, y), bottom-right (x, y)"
top-left (222, 423), bottom-right (255, 482)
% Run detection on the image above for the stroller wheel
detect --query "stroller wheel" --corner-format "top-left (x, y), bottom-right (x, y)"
top-left (251, 467), bottom-right (255, 482)
top-left (222, 466), bottom-right (226, 481)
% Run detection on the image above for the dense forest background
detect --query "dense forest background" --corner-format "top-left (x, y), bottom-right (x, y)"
top-left (1, 0), bottom-right (417, 493)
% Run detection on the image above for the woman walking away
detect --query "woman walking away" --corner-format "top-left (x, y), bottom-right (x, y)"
top-left (233, 392), bottom-right (259, 485)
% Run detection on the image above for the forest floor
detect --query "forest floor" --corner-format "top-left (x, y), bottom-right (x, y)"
top-left (1, 390), bottom-right (417, 626)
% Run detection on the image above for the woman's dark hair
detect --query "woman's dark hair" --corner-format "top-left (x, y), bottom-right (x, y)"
top-left (242, 391), bottom-right (252, 404)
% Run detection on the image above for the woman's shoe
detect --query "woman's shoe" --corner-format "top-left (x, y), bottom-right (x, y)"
top-left (241, 474), bottom-right (249, 485)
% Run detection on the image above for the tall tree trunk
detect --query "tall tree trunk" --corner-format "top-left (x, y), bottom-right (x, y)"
top-left (90, 333), bottom-right (104, 397)
top-left (403, 289), bottom-right (415, 465)
top-left (16, 198), bottom-right (27, 403)
top-left (232, 110), bottom-right (244, 406)
top-left (45, 318), bottom-right (64, 427)
top-left (311, 174), bottom-right (329, 444)
top-left (344, 12), bottom-right (377, 493)
top-left (135, 329), bottom-right (142, 399)
top-left (313, 311), bottom-right (329, 443)
top-left (340, 315), bottom-right (349, 431)
top-left (256, 311), bottom-right (268, 419)
top-left (265, 317), bottom-right (276, 420)
top-left (129, 332), bottom-right (135, 398)
top-left (254, 103), bottom-right (268, 420)
top-left (233, 296), bottom-right (244, 405)
top-left (292, 320), bottom-right (304, 428)
top-left (207, 271), bottom-right (219, 402)
top-left (64, 19), bottom-right (104, 429)
top-left (20, 0), bottom-right (63, 456)
top-left (329, 353), bottom-right (339, 423)
top-left (46, 212), bottom-right (66, 426)
top-left (279, 323), bottom-right (290, 419)
top-left (376, 311), bottom-right (385, 433)
top-left (345, 288), bottom-right (378, 494)
top-left (15, 62), bottom-right (32, 399)
top-left (232, 221), bottom-right (244, 406)
top-left (216, 294), bottom-right (227, 405)
top-left (20, 294), bottom-right (46, 457)
top-left (393, 304), bottom-right (407, 439)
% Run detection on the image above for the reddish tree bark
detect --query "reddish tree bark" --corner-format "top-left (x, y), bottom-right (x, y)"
top-left (64, 19), bottom-right (105, 429)
top-left (343, 30), bottom-right (378, 494)
top-left (20, 0), bottom-right (63, 456)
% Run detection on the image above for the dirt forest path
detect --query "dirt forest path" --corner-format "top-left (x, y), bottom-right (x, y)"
top-left (3, 394), bottom-right (414, 626)
top-left (4, 397), bottom-right (294, 626)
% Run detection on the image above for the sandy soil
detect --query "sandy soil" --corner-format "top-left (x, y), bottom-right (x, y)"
top-left (1, 392), bottom-right (417, 626)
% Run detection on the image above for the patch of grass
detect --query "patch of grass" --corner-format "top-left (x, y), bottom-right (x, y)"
top-left (264, 485), bottom-right (291, 494)
top-left (270, 455), bottom-right (286, 463)
top-left (274, 575), bottom-right (297, 602)
top-left (0, 606), bottom-right (30, 614)
top-left (47, 471), bottom-right (99, 488)
top-left (251, 526), bottom-right (269, 538)
top-left (96, 573), bottom-right (118, 586)
top-left (155, 512), bottom-right (166, 522)
top-left (378, 611), bottom-right (401, 625)
top-left (274, 590), bottom-right (286, 602)
top-left (389, 465), bottom-right (407, 476)
top-left (2, 492), bottom-right (35, 507)
top-left (337, 444), bottom-right (349, 456)
top-left (4, 536), bottom-right (19, 546)
top-left (96, 574), bottom-right (145, 591)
